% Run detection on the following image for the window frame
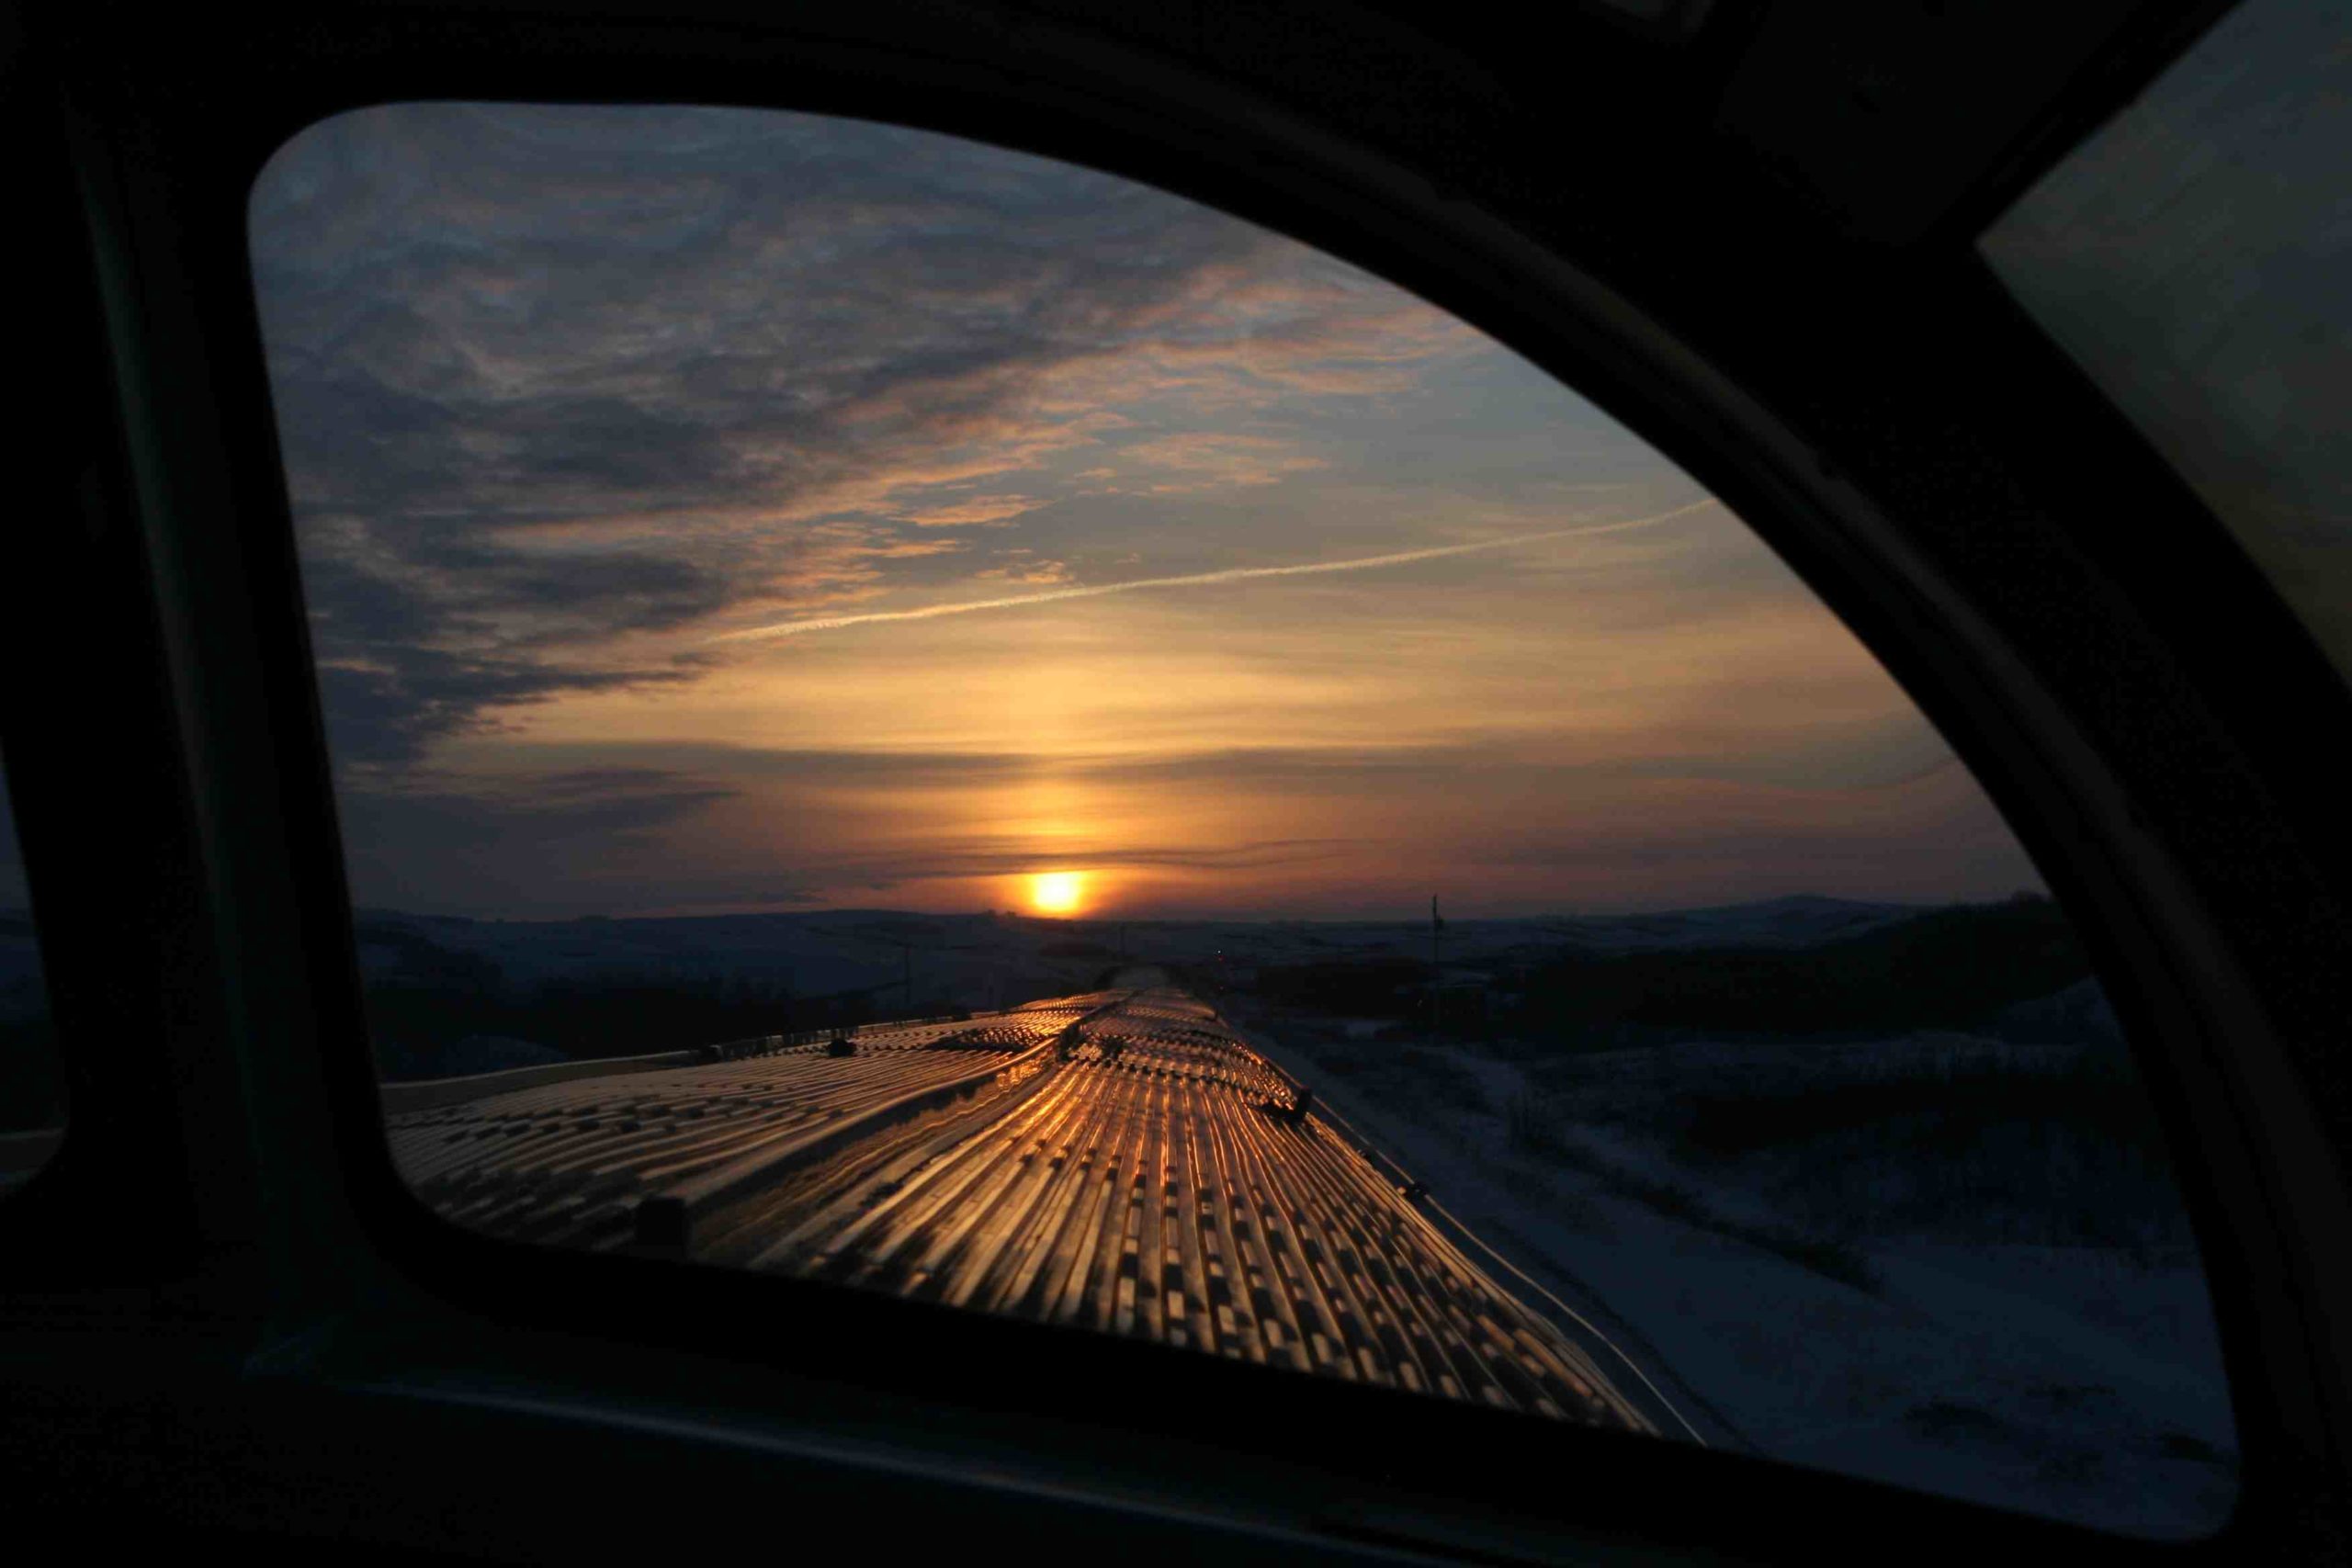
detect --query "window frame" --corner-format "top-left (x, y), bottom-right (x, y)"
top-left (7, 3), bottom-right (2347, 1562)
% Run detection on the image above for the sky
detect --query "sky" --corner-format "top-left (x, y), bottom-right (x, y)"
top-left (248, 102), bottom-right (2041, 921)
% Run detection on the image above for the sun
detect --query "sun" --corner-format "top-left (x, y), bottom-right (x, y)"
top-left (1029, 871), bottom-right (1086, 915)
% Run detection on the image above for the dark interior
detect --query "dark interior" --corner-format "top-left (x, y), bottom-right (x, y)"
top-left (5, 1), bottom-right (2346, 1561)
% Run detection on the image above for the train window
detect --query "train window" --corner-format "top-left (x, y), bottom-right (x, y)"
top-left (1984, 0), bottom-right (2352, 678)
top-left (0, 747), bottom-right (64, 1196)
top-left (252, 102), bottom-right (2235, 1535)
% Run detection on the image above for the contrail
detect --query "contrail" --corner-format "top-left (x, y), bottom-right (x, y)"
top-left (710, 497), bottom-right (1718, 644)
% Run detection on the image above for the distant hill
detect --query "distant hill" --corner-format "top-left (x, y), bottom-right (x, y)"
top-left (1517, 894), bottom-right (1921, 954)
top-left (1505, 893), bottom-right (2090, 1043)
top-left (346, 896), bottom-right (1939, 1000)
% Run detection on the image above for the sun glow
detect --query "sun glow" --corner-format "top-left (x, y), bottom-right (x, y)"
top-left (1029, 871), bottom-right (1086, 915)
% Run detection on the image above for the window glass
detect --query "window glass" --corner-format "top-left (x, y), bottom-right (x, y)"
top-left (0, 748), bottom-right (64, 1193)
top-left (253, 103), bottom-right (2236, 1536)
top-left (1983, 0), bottom-right (2352, 675)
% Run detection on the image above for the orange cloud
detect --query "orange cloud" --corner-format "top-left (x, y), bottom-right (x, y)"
top-left (900, 494), bottom-right (1048, 527)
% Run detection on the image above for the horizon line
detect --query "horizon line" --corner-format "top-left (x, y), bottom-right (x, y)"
top-left (351, 889), bottom-right (2049, 925)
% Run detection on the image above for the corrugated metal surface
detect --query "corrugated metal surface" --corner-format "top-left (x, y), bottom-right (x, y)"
top-left (387, 1003), bottom-right (1089, 1245)
top-left (385, 989), bottom-right (1650, 1431)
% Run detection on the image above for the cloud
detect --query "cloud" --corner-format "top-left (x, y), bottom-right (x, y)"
top-left (313, 655), bottom-right (699, 767)
top-left (331, 764), bottom-right (759, 914)
top-left (972, 558), bottom-right (1075, 585)
top-left (252, 104), bottom-right (1484, 769)
top-left (899, 494), bottom-right (1048, 527)
top-left (788, 836), bottom-right (1364, 887)
top-left (333, 764), bottom-right (740, 915)
top-left (247, 104), bottom-right (2029, 924)
top-left (711, 499), bottom-right (1716, 642)
top-left (342, 766), bottom-right (736, 840)
top-left (1113, 432), bottom-right (1329, 491)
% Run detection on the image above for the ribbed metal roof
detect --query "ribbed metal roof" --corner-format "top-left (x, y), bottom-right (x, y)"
top-left (387, 988), bottom-right (1653, 1431)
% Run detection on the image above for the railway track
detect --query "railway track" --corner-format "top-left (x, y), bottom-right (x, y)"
top-left (385, 987), bottom-right (1657, 1432)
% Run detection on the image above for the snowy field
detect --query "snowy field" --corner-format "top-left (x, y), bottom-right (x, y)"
top-left (1230, 1004), bottom-right (2239, 1540)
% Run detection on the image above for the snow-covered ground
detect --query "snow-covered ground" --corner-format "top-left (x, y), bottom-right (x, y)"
top-left (1228, 1005), bottom-right (2239, 1540)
